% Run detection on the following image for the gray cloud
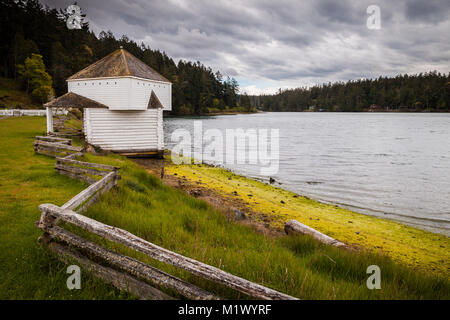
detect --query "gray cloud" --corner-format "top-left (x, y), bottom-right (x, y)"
top-left (405, 0), bottom-right (450, 23)
top-left (42, 0), bottom-right (450, 94)
top-left (316, 0), bottom-right (363, 25)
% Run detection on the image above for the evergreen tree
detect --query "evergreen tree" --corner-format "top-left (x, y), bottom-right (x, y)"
top-left (0, 0), bottom-right (241, 114)
top-left (250, 72), bottom-right (450, 113)
top-left (16, 53), bottom-right (54, 103)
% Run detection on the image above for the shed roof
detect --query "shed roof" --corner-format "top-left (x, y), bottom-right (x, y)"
top-left (147, 90), bottom-right (164, 109)
top-left (44, 92), bottom-right (108, 109)
top-left (68, 48), bottom-right (171, 83)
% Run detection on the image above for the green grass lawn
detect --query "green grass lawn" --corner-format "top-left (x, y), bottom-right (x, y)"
top-left (0, 116), bottom-right (449, 299)
top-left (0, 117), bottom-right (129, 299)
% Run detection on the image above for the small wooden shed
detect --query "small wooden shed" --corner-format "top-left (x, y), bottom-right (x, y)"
top-left (45, 48), bottom-right (172, 156)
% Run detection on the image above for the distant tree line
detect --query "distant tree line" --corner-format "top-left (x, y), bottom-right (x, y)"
top-left (250, 72), bottom-right (450, 112)
top-left (0, 0), bottom-right (240, 114)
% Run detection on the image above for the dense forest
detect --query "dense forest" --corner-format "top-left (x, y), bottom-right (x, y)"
top-left (2, 1), bottom-right (448, 114)
top-left (0, 0), bottom-right (242, 114)
top-left (251, 72), bottom-right (450, 112)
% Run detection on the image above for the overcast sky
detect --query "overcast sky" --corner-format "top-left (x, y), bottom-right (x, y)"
top-left (42, 0), bottom-right (450, 94)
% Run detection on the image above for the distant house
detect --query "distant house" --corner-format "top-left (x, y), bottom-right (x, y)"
top-left (45, 47), bottom-right (172, 157)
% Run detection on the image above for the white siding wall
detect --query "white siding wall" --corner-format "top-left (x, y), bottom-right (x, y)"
top-left (68, 77), bottom-right (172, 111)
top-left (130, 78), bottom-right (172, 111)
top-left (68, 78), bottom-right (132, 109)
top-left (157, 108), bottom-right (164, 150)
top-left (84, 109), bottom-right (161, 151)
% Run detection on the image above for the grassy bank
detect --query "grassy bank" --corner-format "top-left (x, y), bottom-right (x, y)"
top-left (0, 117), bottom-right (130, 299)
top-left (1, 116), bottom-right (449, 299)
top-left (165, 163), bottom-right (450, 276)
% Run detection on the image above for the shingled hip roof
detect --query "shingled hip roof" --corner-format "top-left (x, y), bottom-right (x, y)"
top-left (67, 48), bottom-right (171, 83)
top-left (44, 92), bottom-right (109, 109)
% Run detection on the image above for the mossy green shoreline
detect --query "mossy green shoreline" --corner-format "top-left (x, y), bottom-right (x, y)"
top-left (166, 163), bottom-right (450, 276)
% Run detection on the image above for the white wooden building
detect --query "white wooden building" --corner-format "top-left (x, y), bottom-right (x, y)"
top-left (45, 48), bottom-right (171, 156)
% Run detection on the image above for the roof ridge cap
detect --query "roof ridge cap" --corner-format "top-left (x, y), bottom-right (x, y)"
top-left (123, 50), bottom-right (171, 83)
top-left (120, 49), bottom-right (131, 76)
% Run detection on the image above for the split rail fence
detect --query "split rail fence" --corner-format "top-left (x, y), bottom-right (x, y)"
top-left (35, 136), bottom-right (297, 300)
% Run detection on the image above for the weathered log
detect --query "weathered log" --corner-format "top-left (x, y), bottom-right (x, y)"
top-left (45, 226), bottom-right (218, 300)
top-left (38, 208), bottom-right (58, 230)
top-left (75, 179), bottom-right (115, 214)
top-left (39, 204), bottom-right (298, 300)
top-left (61, 171), bottom-right (116, 210)
top-left (48, 241), bottom-right (173, 300)
top-left (61, 152), bottom-right (84, 160)
top-left (35, 144), bottom-right (77, 155)
top-left (35, 136), bottom-right (72, 145)
top-left (50, 131), bottom-right (84, 137)
top-left (55, 163), bottom-right (109, 177)
top-left (56, 168), bottom-right (97, 185)
top-left (284, 219), bottom-right (348, 248)
top-left (56, 157), bottom-right (119, 171)
top-left (34, 140), bottom-right (83, 152)
top-left (35, 147), bottom-right (72, 158)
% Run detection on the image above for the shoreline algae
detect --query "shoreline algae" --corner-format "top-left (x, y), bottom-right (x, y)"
top-left (166, 162), bottom-right (450, 276)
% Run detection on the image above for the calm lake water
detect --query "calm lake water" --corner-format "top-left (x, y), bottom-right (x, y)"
top-left (164, 112), bottom-right (450, 235)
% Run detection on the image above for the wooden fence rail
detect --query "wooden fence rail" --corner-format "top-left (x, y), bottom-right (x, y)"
top-left (35, 136), bottom-right (72, 145)
top-left (61, 171), bottom-right (118, 212)
top-left (38, 203), bottom-right (297, 300)
top-left (49, 240), bottom-right (173, 300)
top-left (34, 139), bottom-right (83, 158)
top-left (55, 158), bottom-right (118, 185)
top-left (36, 135), bottom-right (297, 300)
top-left (44, 226), bottom-right (217, 300)
top-left (0, 109), bottom-right (47, 116)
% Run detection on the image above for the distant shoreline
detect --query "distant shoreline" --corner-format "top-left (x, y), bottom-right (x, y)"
top-left (165, 109), bottom-right (450, 117)
top-left (165, 110), bottom-right (261, 117)
top-left (206, 110), bottom-right (260, 116)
